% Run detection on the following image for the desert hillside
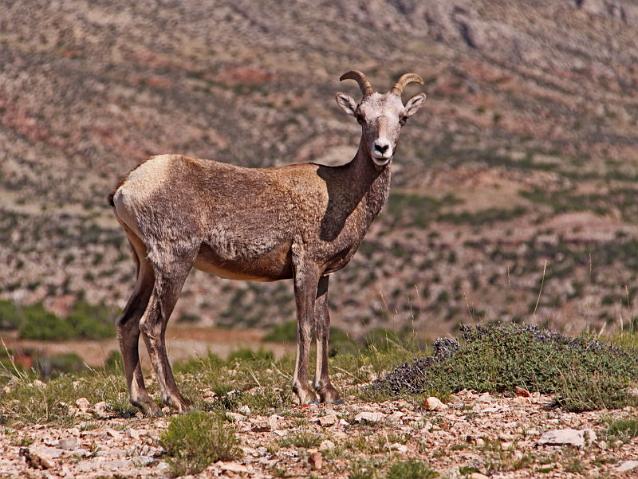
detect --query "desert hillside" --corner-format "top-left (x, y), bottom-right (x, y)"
top-left (2, 0), bottom-right (638, 336)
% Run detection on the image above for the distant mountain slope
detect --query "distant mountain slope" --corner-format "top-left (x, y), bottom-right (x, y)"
top-left (2, 0), bottom-right (638, 336)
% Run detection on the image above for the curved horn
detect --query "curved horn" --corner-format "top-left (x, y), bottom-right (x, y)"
top-left (339, 70), bottom-right (373, 97)
top-left (391, 73), bottom-right (424, 96)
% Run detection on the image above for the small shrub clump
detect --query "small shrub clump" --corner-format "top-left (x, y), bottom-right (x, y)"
top-left (386, 459), bottom-right (439, 479)
top-left (374, 323), bottom-right (638, 412)
top-left (17, 300), bottom-right (115, 341)
top-left (160, 411), bottom-right (240, 476)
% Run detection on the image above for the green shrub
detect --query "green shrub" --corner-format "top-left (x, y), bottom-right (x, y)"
top-left (376, 323), bottom-right (638, 412)
top-left (18, 301), bottom-right (115, 341)
top-left (66, 300), bottom-right (115, 339)
top-left (0, 299), bottom-right (23, 330)
top-left (36, 352), bottom-right (85, 378)
top-left (18, 303), bottom-right (74, 340)
top-left (160, 411), bottom-right (240, 476)
top-left (605, 417), bottom-right (638, 443)
top-left (386, 460), bottom-right (438, 479)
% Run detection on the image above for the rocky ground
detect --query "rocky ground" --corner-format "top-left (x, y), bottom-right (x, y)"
top-left (1, 389), bottom-right (637, 478)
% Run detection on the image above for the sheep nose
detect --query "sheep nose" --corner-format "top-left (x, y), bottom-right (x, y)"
top-left (374, 141), bottom-right (389, 154)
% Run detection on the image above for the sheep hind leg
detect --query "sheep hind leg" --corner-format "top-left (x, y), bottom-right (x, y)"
top-left (139, 264), bottom-right (193, 413)
top-left (313, 275), bottom-right (342, 404)
top-left (117, 235), bottom-right (160, 416)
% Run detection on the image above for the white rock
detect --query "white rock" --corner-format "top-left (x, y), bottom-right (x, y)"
top-left (537, 428), bottom-right (597, 448)
top-left (93, 401), bottom-right (111, 419)
top-left (425, 397), bottom-right (448, 411)
top-left (75, 398), bottom-right (91, 412)
top-left (57, 438), bottom-right (79, 450)
top-left (319, 440), bottom-right (335, 451)
top-left (319, 414), bottom-right (337, 427)
top-left (616, 460), bottom-right (638, 472)
top-left (226, 412), bottom-right (246, 423)
top-left (219, 461), bottom-right (249, 473)
top-left (354, 411), bottom-right (385, 424)
top-left (389, 443), bottom-right (408, 453)
top-left (238, 405), bottom-right (251, 416)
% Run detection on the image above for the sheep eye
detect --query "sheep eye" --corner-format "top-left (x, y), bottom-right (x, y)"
top-left (355, 111), bottom-right (365, 123)
top-left (399, 115), bottom-right (408, 126)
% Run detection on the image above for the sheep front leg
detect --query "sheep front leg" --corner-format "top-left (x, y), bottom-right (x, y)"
top-left (291, 249), bottom-right (320, 405)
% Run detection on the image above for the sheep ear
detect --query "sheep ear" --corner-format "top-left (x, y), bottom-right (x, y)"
top-left (335, 93), bottom-right (357, 116)
top-left (404, 93), bottom-right (427, 118)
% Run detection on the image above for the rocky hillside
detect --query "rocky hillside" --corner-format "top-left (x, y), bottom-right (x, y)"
top-left (2, 0), bottom-right (638, 336)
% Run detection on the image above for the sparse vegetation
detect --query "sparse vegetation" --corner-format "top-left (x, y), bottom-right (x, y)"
top-left (386, 459), bottom-right (438, 479)
top-left (160, 411), bottom-right (241, 476)
top-left (14, 300), bottom-right (115, 341)
top-left (376, 323), bottom-right (638, 412)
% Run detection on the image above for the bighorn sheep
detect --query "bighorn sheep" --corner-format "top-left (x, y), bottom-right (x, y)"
top-left (110, 71), bottom-right (427, 415)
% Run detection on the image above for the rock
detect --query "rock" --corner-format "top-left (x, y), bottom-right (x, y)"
top-left (515, 386), bottom-right (531, 397)
top-left (226, 412), bottom-right (246, 423)
top-left (75, 397), bottom-right (91, 412)
top-left (319, 440), bottom-right (335, 451)
top-left (537, 429), bottom-right (597, 448)
top-left (470, 473), bottom-right (490, 479)
top-left (93, 401), bottom-right (112, 419)
top-left (238, 405), bottom-right (251, 416)
top-left (20, 446), bottom-right (63, 469)
top-left (32, 379), bottom-right (46, 389)
top-left (308, 450), bottom-right (322, 470)
top-left (425, 397), bottom-right (448, 411)
top-left (354, 411), bottom-right (385, 424)
top-left (251, 420), bottom-right (271, 433)
top-left (219, 462), bottom-right (249, 473)
top-left (57, 438), bottom-right (79, 450)
top-left (389, 443), bottom-right (408, 453)
top-left (616, 460), bottom-right (638, 472)
top-left (319, 414), bottom-right (337, 427)
top-left (268, 414), bottom-right (283, 430)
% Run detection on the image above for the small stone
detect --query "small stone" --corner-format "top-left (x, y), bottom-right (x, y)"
top-left (32, 379), bottom-right (46, 389)
top-left (470, 473), bottom-right (490, 479)
top-left (238, 405), bottom-right (251, 416)
top-left (319, 414), bottom-right (337, 427)
top-left (319, 440), bottom-right (335, 451)
top-left (537, 429), bottom-right (597, 448)
top-left (354, 411), bottom-right (385, 424)
top-left (515, 386), bottom-right (531, 397)
top-left (424, 397), bottom-right (448, 411)
top-left (616, 461), bottom-right (638, 473)
top-left (251, 420), bottom-right (271, 433)
top-left (220, 462), bottom-right (249, 473)
top-left (20, 446), bottom-right (63, 470)
top-left (57, 438), bottom-right (79, 450)
top-left (389, 443), bottom-right (408, 453)
top-left (75, 398), bottom-right (91, 412)
top-left (308, 450), bottom-right (322, 470)
top-left (226, 412), bottom-right (246, 423)
top-left (93, 401), bottom-right (111, 419)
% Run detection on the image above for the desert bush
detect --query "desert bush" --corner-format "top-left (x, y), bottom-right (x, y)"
top-left (160, 411), bottom-right (240, 476)
top-left (605, 417), bottom-right (638, 443)
top-left (375, 323), bottom-right (638, 412)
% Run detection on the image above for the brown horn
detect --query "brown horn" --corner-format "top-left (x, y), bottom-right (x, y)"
top-left (339, 70), bottom-right (373, 97)
top-left (391, 73), bottom-right (424, 97)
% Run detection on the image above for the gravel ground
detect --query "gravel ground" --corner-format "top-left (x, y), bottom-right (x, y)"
top-left (1, 390), bottom-right (637, 478)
